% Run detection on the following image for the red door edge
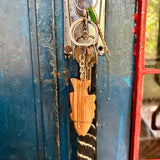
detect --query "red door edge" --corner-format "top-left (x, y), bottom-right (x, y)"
top-left (130, 0), bottom-right (160, 160)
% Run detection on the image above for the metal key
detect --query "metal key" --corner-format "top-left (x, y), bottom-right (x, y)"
top-left (88, 45), bottom-right (98, 68)
top-left (74, 46), bottom-right (97, 67)
top-left (69, 16), bottom-right (99, 83)
top-left (85, 46), bottom-right (95, 81)
top-left (68, 0), bottom-right (100, 138)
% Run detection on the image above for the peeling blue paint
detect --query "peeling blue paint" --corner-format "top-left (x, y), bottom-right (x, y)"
top-left (116, 109), bottom-right (125, 160)
top-left (1, 69), bottom-right (3, 80)
top-left (16, 79), bottom-right (19, 84)
top-left (0, 0), bottom-right (60, 159)
top-left (120, 60), bottom-right (124, 66)
top-left (17, 56), bottom-right (21, 60)
top-left (124, 76), bottom-right (131, 86)
top-left (24, 5), bottom-right (27, 13)
top-left (21, 16), bottom-right (29, 40)
top-left (36, 98), bottom-right (40, 103)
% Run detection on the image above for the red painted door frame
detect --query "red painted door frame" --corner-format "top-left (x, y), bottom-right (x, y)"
top-left (130, 0), bottom-right (160, 159)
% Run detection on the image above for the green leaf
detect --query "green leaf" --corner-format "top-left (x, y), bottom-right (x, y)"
top-left (88, 7), bottom-right (97, 24)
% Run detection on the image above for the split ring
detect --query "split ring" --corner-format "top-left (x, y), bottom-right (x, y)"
top-left (69, 18), bottom-right (99, 47)
top-left (74, 0), bottom-right (98, 12)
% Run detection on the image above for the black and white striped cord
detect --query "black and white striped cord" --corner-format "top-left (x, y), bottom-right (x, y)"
top-left (77, 112), bottom-right (97, 160)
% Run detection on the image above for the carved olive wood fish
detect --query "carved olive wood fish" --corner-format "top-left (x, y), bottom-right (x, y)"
top-left (70, 78), bottom-right (96, 136)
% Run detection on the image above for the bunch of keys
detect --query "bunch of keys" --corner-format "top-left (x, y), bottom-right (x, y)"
top-left (69, 2), bottom-right (110, 136)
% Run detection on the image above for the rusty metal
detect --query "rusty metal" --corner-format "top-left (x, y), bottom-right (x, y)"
top-left (64, 45), bottom-right (73, 53)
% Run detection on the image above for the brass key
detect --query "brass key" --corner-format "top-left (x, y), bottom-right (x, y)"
top-left (68, 0), bottom-right (102, 138)
top-left (88, 45), bottom-right (98, 68)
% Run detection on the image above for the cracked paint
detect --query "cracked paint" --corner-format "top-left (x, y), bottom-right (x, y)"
top-left (21, 16), bottom-right (29, 40)
top-left (124, 76), bottom-right (131, 87)
top-left (57, 73), bottom-right (61, 78)
top-left (1, 69), bottom-right (3, 80)
top-left (116, 109), bottom-right (125, 160)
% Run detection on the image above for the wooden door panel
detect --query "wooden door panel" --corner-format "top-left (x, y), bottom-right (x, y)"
top-left (97, 0), bottom-right (135, 159)
top-left (0, 0), bottom-right (135, 159)
top-left (0, 0), bottom-right (59, 159)
top-left (0, 1), bottom-right (37, 159)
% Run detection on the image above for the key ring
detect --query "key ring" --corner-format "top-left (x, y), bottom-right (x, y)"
top-left (74, 0), bottom-right (98, 16)
top-left (69, 18), bottom-right (99, 47)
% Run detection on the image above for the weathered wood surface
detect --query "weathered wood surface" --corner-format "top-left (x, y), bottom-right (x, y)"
top-left (97, 0), bottom-right (135, 160)
top-left (0, 0), bottom-right (135, 159)
top-left (0, 0), bottom-right (60, 159)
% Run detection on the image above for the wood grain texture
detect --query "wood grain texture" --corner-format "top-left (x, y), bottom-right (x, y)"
top-left (97, 0), bottom-right (135, 160)
top-left (70, 79), bottom-right (96, 136)
top-left (35, 0), bottom-right (60, 159)
top-left (0, 1), bottom-right (37, 159)
top-left (0, 0), bottom-right (136, 159)
top-left (54, 0), bottom-right (71, 159)
top-left (0, 0), bottom-right (60, 159)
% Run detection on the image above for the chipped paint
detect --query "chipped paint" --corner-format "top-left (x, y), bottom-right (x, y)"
top-left (43, 79), bottom-right (54, 87)
top-left (24, 4), bottom-right (27, 13)
top-left (63, 69), bottom-right (69, 86)
top-left (116, 109), bottom-right (125, 160)
top-left (36, 98), bottom-right (40, 103)
top-left (0, 0), bottom-right (60, 159)
top-left (1, 69), bottom-right (3, 80)
top-left (124, 76), bottom-right (131, 87)
top-left (21, 16), bottom-right (29, 40)
top-left (48, 49), bottom-right (58, 81)
top-left (17, 56), bottom-right (21, 60)
top-left (57, 73), bottom-right (61, 78)
top-left (63, 71), bottom-right (67, 74)
top-left (16, 79), bottom-right (19, 84)
top-left (64, 77), bottom-right (69, 86)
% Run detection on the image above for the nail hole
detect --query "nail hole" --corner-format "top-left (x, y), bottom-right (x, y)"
top-left (98, 46), bottom-right (103, 51)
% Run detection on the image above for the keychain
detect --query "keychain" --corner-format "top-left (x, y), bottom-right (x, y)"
top-left (69, 18), bottom-right (98, 136)
top-left (68, 0), bottom-right (110, 136)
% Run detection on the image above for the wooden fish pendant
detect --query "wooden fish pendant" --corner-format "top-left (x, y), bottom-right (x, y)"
top-left (70, 78), bottom-right (96, 136)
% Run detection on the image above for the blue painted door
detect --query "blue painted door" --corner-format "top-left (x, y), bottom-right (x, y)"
top-left (0, 0), bottom-right (59, 159)
top-left (0, 0), bottom-right (135, 160)
top-left (55, 0), bottom-right (135, 160)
